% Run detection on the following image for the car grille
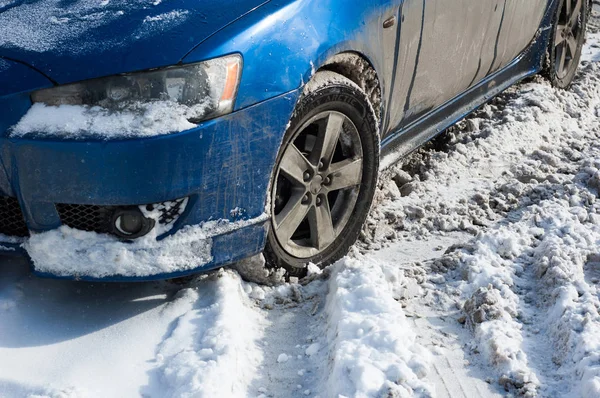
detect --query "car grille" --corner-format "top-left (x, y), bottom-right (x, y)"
top-left (56, 204), bottom-right (116, 234)
top-left (1, 198), bottom-right (187, 238)
top-left (0, 196), bottom-right (29, 237)
top-left (146, 198), bottom-right (188, 227)
top-left (57, 199), bottom-right (187, 236)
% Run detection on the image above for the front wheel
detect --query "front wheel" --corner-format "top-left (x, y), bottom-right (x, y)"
top-left (264, 71), bottom-right (379, 276)
top-left (544, 0), bottom-right (588, 88)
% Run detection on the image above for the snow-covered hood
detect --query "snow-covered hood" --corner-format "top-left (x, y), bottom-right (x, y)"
top-left (0, 0), bottom-right (268, 86)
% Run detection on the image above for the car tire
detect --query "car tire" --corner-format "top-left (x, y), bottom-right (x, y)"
top-left (544, 0), bottom-right (588, 89)
top-left (264, 71), bottom-right (379, 277)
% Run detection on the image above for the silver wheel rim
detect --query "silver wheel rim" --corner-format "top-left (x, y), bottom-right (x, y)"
top-left (555, 0), bottom-right (584, 79)
top-left (272, 111), bottom-right (363, 259)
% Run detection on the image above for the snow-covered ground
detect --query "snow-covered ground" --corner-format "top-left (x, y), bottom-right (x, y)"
top-left (2, 7), bottom-right (600, 398)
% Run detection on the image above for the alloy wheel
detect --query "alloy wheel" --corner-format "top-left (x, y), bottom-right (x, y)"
top-left (554, 0), bottom-right (585, 79)
top-left (272, 111), bottom-right (363, 258)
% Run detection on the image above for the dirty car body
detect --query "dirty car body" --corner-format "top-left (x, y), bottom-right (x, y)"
top-left (0, 0), bottom-right (562, 280)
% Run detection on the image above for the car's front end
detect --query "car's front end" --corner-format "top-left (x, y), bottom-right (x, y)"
top-left (0, 55), bottom-right (300, 280)
top-left (0, 0), bottom-right (389, 280)
top-left (0, 0), bottom-right (310, 280)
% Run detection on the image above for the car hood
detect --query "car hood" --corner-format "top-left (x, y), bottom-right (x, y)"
top-left (0, 0), bottom-right (268, 85)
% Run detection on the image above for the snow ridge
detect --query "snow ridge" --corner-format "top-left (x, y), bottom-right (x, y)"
top-left (324, 257), bottom-right (434, 397)
top-left (149, 270), bottom-right (264, 398)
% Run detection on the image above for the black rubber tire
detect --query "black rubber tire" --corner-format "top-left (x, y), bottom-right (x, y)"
top-left (544, 0), bottom-right (589, 89)
top-left (264, 71), bottom-right (379, 277)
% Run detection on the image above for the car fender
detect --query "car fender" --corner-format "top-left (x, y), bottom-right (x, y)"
top-left (182, 0), bottom-right (394, 111)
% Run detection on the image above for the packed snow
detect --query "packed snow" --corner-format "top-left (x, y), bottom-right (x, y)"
top-left (2, 7), bottom-right (600, 398)
top-left (25, 214), bottom-right (268, 278)
top-left (324, 257), bottom-right (433, 397)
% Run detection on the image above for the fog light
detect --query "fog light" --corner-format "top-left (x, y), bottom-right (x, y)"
top-left (111, 208), bottom-right (155, 239)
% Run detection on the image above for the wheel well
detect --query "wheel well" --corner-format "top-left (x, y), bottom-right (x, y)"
top-left (319, 52), bottom-right (382, 124)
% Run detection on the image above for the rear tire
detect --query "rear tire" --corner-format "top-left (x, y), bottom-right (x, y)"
top-left (264, 71), bottom-right (379, 277)
top-left (544, 0), bottom-right (588, 88)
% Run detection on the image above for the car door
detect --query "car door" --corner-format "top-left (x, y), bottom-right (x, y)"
top-left (488, 0), bottom-right (548, 73)
top-left (386, 0), bottom-right (505, 134)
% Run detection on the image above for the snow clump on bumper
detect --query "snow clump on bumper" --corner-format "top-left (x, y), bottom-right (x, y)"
top-left (24, 214), bottom-right (268, 279)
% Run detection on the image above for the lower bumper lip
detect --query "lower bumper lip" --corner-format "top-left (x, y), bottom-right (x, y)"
top-left (0, 216), bottom-right (269, 282)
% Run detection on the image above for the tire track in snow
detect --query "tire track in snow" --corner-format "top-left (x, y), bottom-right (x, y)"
top-left (246, 276), bottom-right (328, 398)
top-left (219, 243), bottom-right (444, 397)
top-left (241, 258), bottom-right (435, 398)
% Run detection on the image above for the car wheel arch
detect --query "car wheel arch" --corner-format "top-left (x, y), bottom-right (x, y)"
top-left (317, 51), bottom-right (383, 127)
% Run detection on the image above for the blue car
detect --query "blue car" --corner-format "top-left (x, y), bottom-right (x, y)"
top-left (0, 0), bottom-right (589, 281)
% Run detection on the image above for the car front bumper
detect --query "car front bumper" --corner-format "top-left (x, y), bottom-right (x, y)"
top-left (0, 89), bottom-right (300, 281)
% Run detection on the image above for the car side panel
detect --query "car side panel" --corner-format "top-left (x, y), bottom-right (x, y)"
top-left (380, 0), bottom-right (558, 169)
top-left (385, 0), bottom-right (505, 134)
top-left (384, 0), bottom-right (424, 134)
top-left (398, 0), bottom-right (505, 128)
top-left (469, 0), bottom-right (507, 86)
top-left (489, 0), bottom-right (548, 73)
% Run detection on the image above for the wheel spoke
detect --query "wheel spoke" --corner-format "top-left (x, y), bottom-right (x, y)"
top-left (314, 113), bottom-right (344, 168)
top-left (555, 24), bottom-right (566, 45)
top-left (279, 144), bottom-right (312, 185)
top-left (567, 35), bottom-right (578, 58)
top-left (309, 197), bottom-right (335, 250)
top-left (569, 0), bottom-right (582, 27)
top-left (565, 0), bottom-right (572, 16)
top-left (275, 192), bottom-right (310, 244)
top-left (327, 158), bottom-right (363, 191)
top-left (558, 42), bottom-right (568, 75)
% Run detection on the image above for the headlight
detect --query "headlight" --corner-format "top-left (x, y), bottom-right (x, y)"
top-left (31, 54), bottom-right (242, 123)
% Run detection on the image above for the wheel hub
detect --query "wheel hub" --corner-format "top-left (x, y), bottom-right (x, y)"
top-left (309, 174), bottom-right (323, 195)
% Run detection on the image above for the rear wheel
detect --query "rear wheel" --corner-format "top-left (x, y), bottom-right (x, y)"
top-left (545, 0), bottom-right (588, 88)
top-left (264, 71), bottom-right (379, 276)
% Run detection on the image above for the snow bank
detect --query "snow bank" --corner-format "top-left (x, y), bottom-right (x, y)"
top-left (324, 257), bottom-right (434, 397)
top-left (446, 64), bottom-right (600, 396)
top-left (150, 270), bottom-right (264, 397)
top-left (11, 101), bottom-right (207, 140)
top-left (457, 170), bottom-right (600, 396)
top-left (529, 181), bottom-right (600, 398)
top-left (360, 42), bottom-right (600, 392)
top-left (24, 214), bottom-right (267, 278)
